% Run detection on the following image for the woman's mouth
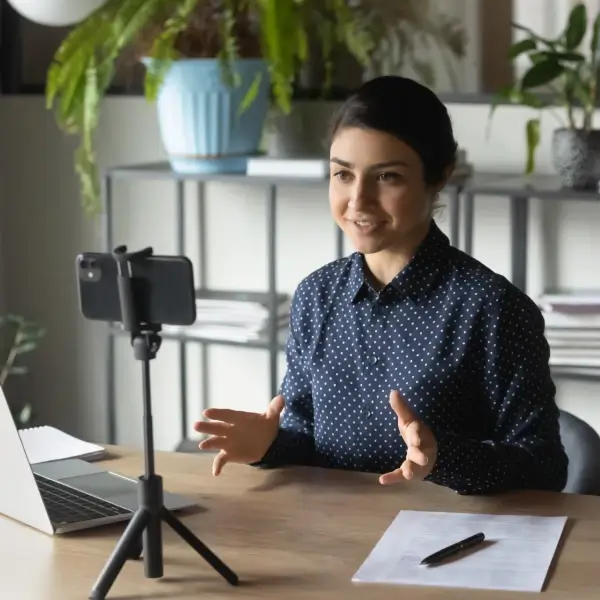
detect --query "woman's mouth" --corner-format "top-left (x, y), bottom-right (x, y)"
top-left (351, 220), bottom-right (383, 235)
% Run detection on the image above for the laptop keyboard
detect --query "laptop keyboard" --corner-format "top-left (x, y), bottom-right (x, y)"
top-left (35, 473), bottom-right (132, 525)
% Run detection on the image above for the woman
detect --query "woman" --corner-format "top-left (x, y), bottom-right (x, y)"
top-left (194, 75), bottom-right (568, 495)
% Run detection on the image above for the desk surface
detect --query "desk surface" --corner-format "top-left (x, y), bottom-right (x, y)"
top-left (1, 447), bottom-right (600, 600)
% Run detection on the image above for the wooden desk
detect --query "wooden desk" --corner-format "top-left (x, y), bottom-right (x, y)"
top-left (1, 448), bottom-right (600, 599)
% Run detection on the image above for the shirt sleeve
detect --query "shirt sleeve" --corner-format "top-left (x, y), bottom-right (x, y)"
top-left (424, 283), bottom-right (569, 495)
top-left (251, 288), bottom-right (316, 468)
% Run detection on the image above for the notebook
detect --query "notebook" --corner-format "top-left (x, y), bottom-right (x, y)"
top-left (17, 426), bottom-right (105, 465)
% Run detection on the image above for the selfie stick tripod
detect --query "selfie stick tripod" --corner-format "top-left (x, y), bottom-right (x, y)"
top-left (89, 245), bottom-right (239, 600)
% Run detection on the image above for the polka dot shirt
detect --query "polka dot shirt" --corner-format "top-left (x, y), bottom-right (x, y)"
top-left (256, 219), bottom-right (568, 495)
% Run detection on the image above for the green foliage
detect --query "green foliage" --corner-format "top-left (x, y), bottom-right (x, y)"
top-left (0, 315), bottom-right (46, 428)
top-left (46, 0), bottom-right (466, 216)
top-left (489, 2), bottom-right (600, 174)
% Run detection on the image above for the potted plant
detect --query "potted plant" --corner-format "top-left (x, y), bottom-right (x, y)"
top-left (490, 2), bottom-right (600, 189)
top-left (266, 0), bottom-right (467, 158)
top-left (0, 314), bottom-right (46, 427)
top-left (45, 0), bottom-right (380, 215)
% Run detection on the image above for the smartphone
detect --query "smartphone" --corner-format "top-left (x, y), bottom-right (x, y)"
top-left (76, 251), bottom-right (197, 326)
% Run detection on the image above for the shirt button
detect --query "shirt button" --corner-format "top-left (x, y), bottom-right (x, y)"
top-left (365, 409), bottom-right (372, 418)
top-left (369, 355), bottom-right (378, 365)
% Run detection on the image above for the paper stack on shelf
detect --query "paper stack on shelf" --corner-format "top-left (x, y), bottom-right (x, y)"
top-left (164, 294), bottom-right (290, 343)
top-left (538, 291), bottom-right (600, 373)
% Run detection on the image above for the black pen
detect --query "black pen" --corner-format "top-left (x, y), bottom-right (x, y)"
top-left (420, 532), bottom-right (485, 566)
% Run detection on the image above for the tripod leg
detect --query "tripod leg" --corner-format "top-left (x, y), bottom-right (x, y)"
top-left (126, 537), bottom-right (143, 561)
top-left (89, 509), bottom-right (151, 600)
top-left (143, 509), bottom-right (163, 578)
top-left (161, 507), bottom-right (239, 586)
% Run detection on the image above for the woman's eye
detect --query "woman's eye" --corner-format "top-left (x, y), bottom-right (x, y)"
top-left (334, 171), bottom-right (352, 181)
top-left (378, 172), bottom-right (400, 182)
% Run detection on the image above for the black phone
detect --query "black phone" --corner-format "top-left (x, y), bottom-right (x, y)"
top-left (76, 251), bottom-right (197, 326)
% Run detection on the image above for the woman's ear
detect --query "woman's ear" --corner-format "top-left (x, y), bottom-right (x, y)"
top-left (436, 163), bottom-right (456, 193)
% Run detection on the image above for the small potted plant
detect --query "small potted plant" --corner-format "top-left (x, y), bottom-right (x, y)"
top-left (0, 314), bottom-right (46, 427)
top-left (490, 2), bottom-right (600, 189)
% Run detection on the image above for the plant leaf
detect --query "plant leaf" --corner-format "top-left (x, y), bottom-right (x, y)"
top-left (591, 11), bottom-right (600, 66)
top-left (539, 51), bottom-right (585, 62)
top-left (508, 38), bottom-right (536, 59)
top-left (17, 403), bottom-right (32, 426)
top-left (238, 71), bottom-right (262, 115)
top-left (511, 22), bottom-right (557, 48)
top-left (145, 0), bottom-right (201, 100)
top-left (521, 60), bottom-right (565, 89)
top-left (525, 118), bottom-right (541, 174)
top-left (487, 85), bottom-right (545, 139)
top-left (15, 342), bottom-right (40, 355)
top-left (564, 2), bottom-right (587, 50)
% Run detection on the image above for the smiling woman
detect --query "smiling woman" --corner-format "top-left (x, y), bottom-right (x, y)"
top-left (194, 75), bottom-right (569, 497)
top-left (327, 76), bottom-right (457, 287)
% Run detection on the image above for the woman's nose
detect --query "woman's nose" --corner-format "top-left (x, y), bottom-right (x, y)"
top-left (349, 183), bottom-right (374, 210)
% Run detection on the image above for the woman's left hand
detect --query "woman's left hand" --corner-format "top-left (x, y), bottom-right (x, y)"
top-left (379, 390), bottom-right (438, 485)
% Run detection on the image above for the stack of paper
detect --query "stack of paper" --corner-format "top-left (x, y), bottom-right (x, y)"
top-left (352, 510), bottom-right (567, 592)
top-left (18, 426), bottom-right (105, 465)
top-left (538, 291), bottom-right (600, 374)
top-left (164, 296), bottom-right (290, 343)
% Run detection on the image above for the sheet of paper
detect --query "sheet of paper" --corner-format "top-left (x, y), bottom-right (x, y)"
top-left (352, 510), bottom-right (567, 592)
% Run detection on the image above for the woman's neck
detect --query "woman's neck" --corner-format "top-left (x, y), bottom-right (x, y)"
top-left (364, 222), bottom-right (431, 288)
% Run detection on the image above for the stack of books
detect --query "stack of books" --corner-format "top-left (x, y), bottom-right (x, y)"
top-left (538, 291), bottom-right (600, 375)
top-left (163, 292), bottom-right (290, 344)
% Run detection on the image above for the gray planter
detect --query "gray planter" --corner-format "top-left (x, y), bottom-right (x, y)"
top-left (262, 100), bottom-right (342, 158)
top-left (551, 128), bottom-right (600, 189)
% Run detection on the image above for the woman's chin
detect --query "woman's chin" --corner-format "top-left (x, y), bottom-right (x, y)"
top-left (344, 222), bottom-right (386, 250)
top-left (349, 237), bottom-right (387, 255)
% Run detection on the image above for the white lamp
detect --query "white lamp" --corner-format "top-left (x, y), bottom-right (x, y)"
top-left (7, 0), bottom-right (107, 27)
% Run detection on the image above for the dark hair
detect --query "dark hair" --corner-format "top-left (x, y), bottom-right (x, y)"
top-left (329, 76), bottom-right (458, 187)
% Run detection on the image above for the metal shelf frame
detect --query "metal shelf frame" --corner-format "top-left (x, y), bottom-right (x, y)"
top-left (456, 172), bottom-right (600, 384)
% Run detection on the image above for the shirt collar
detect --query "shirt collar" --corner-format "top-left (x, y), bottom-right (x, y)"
top-left (348, 219), bottom-right (450, 304)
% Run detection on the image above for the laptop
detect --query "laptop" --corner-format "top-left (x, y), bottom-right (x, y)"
top-left (0, 385), bottom-right (197, 535)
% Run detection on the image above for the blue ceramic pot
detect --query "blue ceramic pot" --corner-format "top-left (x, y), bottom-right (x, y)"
top-left (143, 58), bottom-right (270, 174)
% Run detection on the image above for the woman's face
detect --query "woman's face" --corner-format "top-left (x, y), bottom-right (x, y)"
top-left (329, 126), bottom-right (437, 255)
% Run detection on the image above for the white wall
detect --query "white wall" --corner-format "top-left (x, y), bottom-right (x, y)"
top-left (0, 95), bottom-right (599, 451)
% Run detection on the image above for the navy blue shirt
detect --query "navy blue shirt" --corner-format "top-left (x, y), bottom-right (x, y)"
top-left (259, 220), bottom-right (568, 495)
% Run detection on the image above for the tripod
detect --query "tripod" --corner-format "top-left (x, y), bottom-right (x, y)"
top-left (89, 245), bottom-right (238, 600)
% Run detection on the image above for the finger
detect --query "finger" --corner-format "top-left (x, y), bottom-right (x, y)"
top-left (265, 395), bottom-right (285, 418)
top-left (192, 421), bottom-right (232, 436)
top-left (213, 450), bottom-right (228, 476)
top-left (198, 436), bottom-right (228, 451)
top-left (406, 444), bottom-right (428, 467)
top-left (389, 390), bottom-right (416, 432)
top-left (404, 421), bottom-right (422, 447)
top-left (379, 464), bottom-right (408, 485)
top-left (203, 407), bottom-right (255, 423)
top-left (401, 459), bottom-right (414, 480)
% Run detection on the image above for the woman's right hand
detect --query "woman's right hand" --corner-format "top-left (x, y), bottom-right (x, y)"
top-left (192, 395), bottom-right (285, 476)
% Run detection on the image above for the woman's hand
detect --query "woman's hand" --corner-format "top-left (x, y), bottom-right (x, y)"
top-left (193, 395), bottom-right (285, 476)
top-left (379, 390), bottom-right (438, 484)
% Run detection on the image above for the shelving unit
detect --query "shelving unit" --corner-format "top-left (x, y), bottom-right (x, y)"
top-left (101, 162), bottom-right (467, 449)
top-left (459, 172), bottom-right (600, 384)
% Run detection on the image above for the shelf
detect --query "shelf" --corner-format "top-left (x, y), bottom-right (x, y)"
top-left (109, 322), bottom-right (288, 351)
top-left (195, 288), bottom-right (288, 305)
top-left (466, 173), bottom-right (600, 201)
top-left (106, 161), bottom-right (327, 186)
top-left (551, 366), bottom-right (600, 382)
top-left (105, 160), bottom-right (469, 190)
